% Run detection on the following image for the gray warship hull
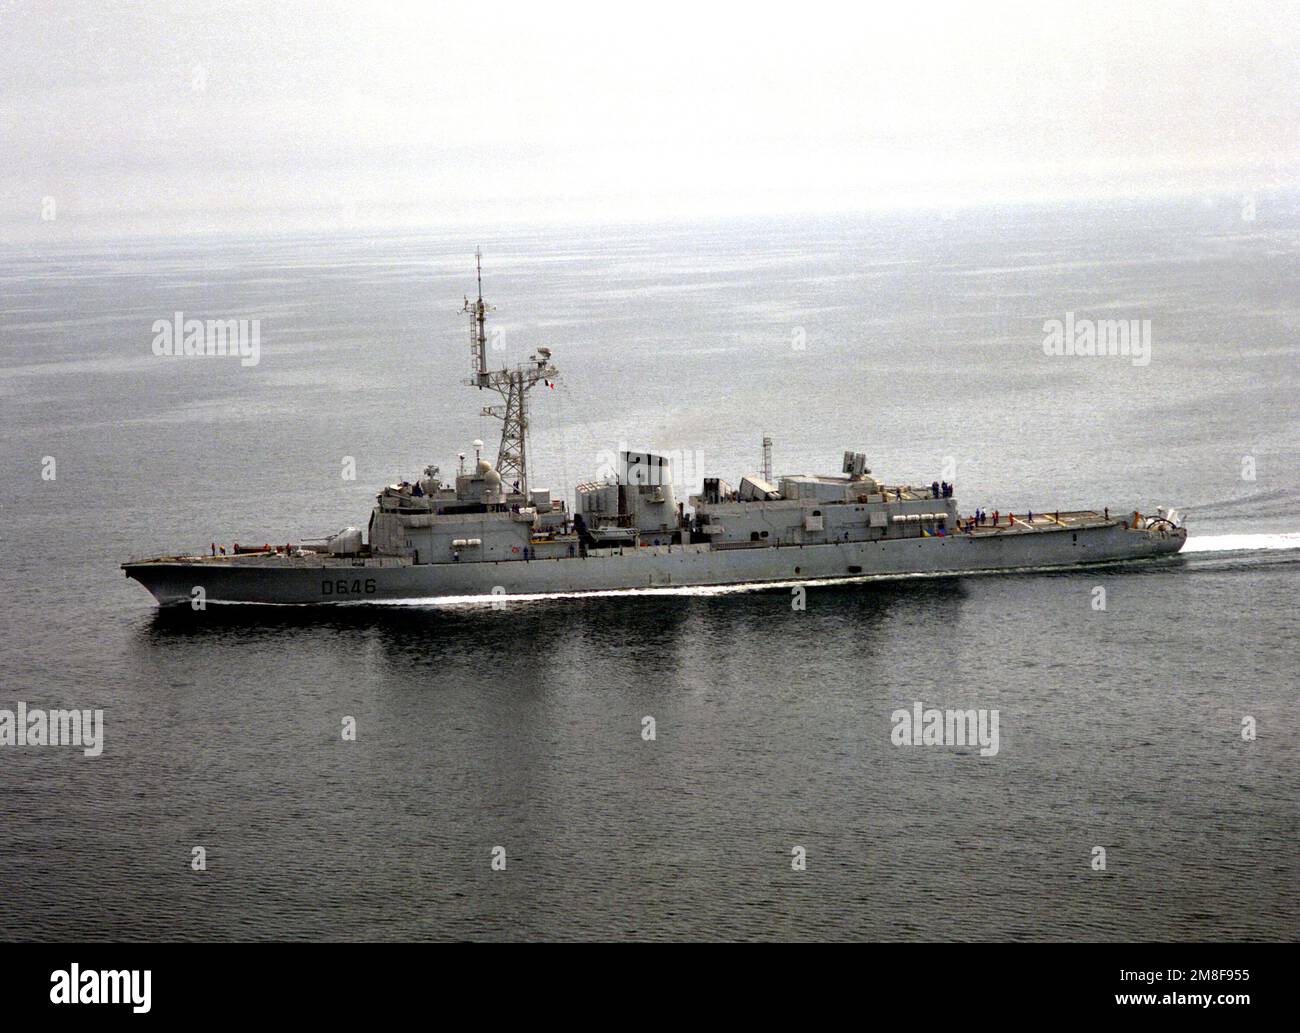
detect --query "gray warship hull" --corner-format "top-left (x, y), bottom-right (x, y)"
top-left (125, 515), bottom-right (1185, 607)
top-left (122, 255), bottom-right (1190, 608)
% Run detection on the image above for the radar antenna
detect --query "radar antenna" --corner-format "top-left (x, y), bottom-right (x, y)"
top-left (463, 248), bottom-right (494, 386)
top-left (460, 250), bottom-right (557, 495)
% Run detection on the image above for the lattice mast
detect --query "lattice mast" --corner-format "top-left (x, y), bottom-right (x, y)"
top-left (461, 250), bottom-right (557, 496)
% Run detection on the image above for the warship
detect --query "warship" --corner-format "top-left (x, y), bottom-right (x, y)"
top-left (123, 254), bottom-right (1187, 606)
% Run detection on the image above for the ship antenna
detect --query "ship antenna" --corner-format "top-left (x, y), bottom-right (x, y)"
top-left (465, 247), bottom-right (491, 387)
top-left (459, 250), bottom-right (558, 497)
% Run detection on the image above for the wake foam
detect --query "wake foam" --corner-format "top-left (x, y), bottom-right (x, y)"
top-left (1181, 533), bottom-right (1300, 554)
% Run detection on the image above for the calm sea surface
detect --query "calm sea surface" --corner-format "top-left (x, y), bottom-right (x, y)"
top-left (1, 199), bottom-right (1296, 940)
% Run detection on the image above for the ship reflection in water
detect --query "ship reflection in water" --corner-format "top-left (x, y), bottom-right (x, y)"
top-left (143, 576), bottom-right (969, 666)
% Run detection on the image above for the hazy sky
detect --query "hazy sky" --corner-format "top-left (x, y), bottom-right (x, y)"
top-left (2, 0), bottom-right (1297, 237)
